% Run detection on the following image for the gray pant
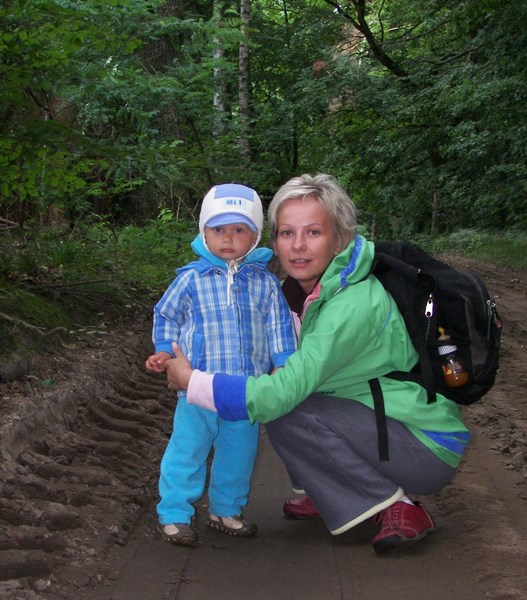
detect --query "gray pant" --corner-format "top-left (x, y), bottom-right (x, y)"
top-left (265, 394), bottom-right (456, 534)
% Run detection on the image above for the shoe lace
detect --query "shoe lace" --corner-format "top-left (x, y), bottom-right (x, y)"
top-left (375, 504), bottom-right (402, 529)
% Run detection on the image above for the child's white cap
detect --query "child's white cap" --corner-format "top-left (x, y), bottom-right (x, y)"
top-left (199, 183), bottom-right (264, 246)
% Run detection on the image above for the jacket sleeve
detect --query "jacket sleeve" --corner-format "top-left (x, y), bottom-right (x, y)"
top-left (214, 374), bottom-right (249, 420)
top-left (265, 275), bottom-right (297, 368)
top-left (152, 272), bottom-right (192, 355)
top-left (187, 368), bottom-right (250, 421)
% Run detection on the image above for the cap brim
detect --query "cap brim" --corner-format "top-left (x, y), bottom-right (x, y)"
top-left (205, 213), bottom-right (258, 231)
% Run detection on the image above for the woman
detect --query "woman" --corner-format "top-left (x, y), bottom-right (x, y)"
top-left (166, 174), bottom-right (470, 554)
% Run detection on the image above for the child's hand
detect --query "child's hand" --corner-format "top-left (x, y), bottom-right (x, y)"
top-left (145, 351), bottom-right (172, 373)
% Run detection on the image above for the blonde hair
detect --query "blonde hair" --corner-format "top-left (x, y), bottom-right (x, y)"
top-left (268, 173), bottom-right (358, 250)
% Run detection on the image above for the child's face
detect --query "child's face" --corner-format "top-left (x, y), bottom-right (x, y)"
top-left (204, 223), bottom-right (257, 260)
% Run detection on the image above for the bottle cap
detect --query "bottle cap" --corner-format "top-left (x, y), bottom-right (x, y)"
top-left (438, 344), bottom-right (458, 356)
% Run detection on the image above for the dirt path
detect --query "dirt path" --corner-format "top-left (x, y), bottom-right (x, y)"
top-left (0, 258), bottom-right (526, 600)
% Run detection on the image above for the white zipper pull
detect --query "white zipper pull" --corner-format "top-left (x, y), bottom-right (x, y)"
top-left (226, 260), bottom-right (239, 305)
top-left (425, 293), bottom-right (434, 339)
top-left (425, 294), bottom-right (434, 318)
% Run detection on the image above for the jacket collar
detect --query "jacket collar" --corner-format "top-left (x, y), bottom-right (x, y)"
top-left (316, 235), bottom-right (375, 300)
top-left (281, 235), bottom-right (375, 312)
top-left (176, 235), bottom-right (273, 275)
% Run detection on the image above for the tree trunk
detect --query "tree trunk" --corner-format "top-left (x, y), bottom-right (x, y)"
top-left (213, 0), bottom-right (228, 138)
top-left (239, 0), bottom-right (251, 164)
top-left (431, 190), bottom-right (439, 235)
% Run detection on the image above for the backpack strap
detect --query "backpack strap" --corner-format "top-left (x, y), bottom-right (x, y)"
top-left (371, 250), bottom-right (438, 405)
top-left (384, 345), bottom-right (437, 404)
top-left (368, 378), bottom-right (390, 462)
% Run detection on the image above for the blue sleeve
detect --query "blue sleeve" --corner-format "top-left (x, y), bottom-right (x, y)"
top-left (213, 374), bottom-right (249, 421)
top-left (266, 276), bottom-right (297, 367)
top-left (152, 272), bottom-right (191, 354)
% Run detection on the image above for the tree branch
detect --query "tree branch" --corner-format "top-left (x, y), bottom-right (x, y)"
top-left (0, 217), bottom-right (19, 230)
top-left (324, 0), bottom-right (408, 78)
top-left (0, 311), bottom-right (67, 337)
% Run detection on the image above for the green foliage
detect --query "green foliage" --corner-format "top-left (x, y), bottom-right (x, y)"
top-left (0, 277), bottom-right (73, 364)
top-left (4, 0), bottom-right (526, 367)
top-left (0, 0), bottom-right (526, 236)
top-left (431, 230), bottom-right (527, 270)
top-left (312, 0), bottom-right (527, 235)
top-left (0, 283), bottom-right (71, 330)
top-left (115, 215), bottom-right (196, 290)
top-left (1, 218), bottom-right (525, 369)
top-left (0, 0), bottom-right (164, 221)
top-left (0, 213), bottom-right (198, 303)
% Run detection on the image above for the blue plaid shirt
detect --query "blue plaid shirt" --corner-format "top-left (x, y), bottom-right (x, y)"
top-left (152, 237), bottom-right (296, 395)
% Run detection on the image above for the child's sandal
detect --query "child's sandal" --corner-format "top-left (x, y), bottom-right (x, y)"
top-left (207, 514), bottom-right (257, 537)
top-left (158, 523), bottom-right (197, 546)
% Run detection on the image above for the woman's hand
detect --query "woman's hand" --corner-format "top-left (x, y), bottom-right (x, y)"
top-left (165, 343), bottom-right (193, 390)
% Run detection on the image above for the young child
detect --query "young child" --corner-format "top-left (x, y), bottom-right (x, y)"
top-left (145, 183), bottom-right (297, 546)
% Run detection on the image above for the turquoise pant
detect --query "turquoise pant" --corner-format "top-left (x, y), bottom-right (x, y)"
top-left (157, 397), bottom-right (259, 525)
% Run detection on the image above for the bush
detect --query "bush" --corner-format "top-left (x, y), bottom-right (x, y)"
top-left (431, 229), bottom-right (527, 269)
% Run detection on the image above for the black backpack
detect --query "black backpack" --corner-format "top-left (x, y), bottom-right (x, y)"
top-left (368, 241), bottom-right (502, 460)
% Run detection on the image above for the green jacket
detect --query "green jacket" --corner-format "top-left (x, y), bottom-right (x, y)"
top-left (245, 235), bottom-right (469, 467)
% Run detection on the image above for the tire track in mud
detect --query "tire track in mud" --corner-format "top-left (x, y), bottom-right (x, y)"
top-left (0, 330), bottom-right (174, 599)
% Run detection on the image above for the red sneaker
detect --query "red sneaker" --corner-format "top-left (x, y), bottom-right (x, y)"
top-left (372, 501), bottom-right (436, 554)
top-left (283, 496), bottom-right (321, 519)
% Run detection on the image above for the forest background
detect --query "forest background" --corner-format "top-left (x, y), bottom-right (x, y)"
top-left (1, 0), bottom-right (526, 364)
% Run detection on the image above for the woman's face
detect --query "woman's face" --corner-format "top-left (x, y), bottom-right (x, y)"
top-left (273, 195), bottom-right (341, 293)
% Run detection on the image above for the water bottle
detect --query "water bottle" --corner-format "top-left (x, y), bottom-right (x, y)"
top-left (437, 327), bottom-right (469, 388)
